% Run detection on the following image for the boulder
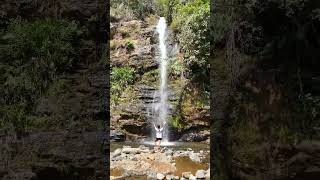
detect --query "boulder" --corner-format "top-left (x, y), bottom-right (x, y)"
top-left (113, 148), bottom-right (122, 157)
top-left (165, 149), bottom-right (174, 156)
top-left (189, 175), bottom-right (197, 180)
top-left (110, 130), bottom-right (126, 142)
top-left (182, 172), bottom-right (192, 178)
top-left (165, 174), bottom-right (174, 180)
top-left (156, 173), bottom-right (165, 179)
top-left (147, 172), bottom-right (157, 180)
top-left (189, 152), bottom-right (201, 163)
top-left (195, 170), bottom-right (206, 179)
top-left (122, 148), bottom-right (140, 154)
top-left (179, 130), bottom-right (210, 142)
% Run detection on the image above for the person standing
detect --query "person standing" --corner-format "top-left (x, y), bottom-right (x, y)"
top-left (153, 121), bottom-right (166, 150)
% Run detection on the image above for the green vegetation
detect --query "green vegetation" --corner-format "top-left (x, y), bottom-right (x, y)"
top-left (169, 115), bottom-right (186, 129)
top-left (154, 0), bottom-right (177, 23)
top-left (110, 2), bottom-right (135, 21)
top-left (125, 40), bottom-right (135, 51)
top-left (140, 69), bottom-right (159, 85)
top-left (171, 0), bottom-right (210, 82)
top-left (110, 0), bottom-right (155, 20)
top-left (155, 0), bottom-right (211, 132)
top-left (0, 18), bottom-right (82, 135)
top-left (169, 57), bottom-right (185, 78)
top-left (111, 67), bottom-right (135, 105)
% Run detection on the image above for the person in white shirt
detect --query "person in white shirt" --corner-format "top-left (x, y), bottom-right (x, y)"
top-left (153, 121), bottom-right (166, 149)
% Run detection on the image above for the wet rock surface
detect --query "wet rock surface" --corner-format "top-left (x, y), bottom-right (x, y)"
top-left (110, 145), bottom-right (210, 179)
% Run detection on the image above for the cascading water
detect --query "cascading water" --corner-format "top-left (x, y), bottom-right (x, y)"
top-left (153, 17), bottom-right (169, 142)
top-left (143, 17), bottom-right (175, 146)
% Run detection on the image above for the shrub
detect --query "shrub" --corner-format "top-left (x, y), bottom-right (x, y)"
top-left (154, 0), bottom-right (178, 23)
top-left (111, 0), bottom-right (155, 20)
top-left (171, 0), bottom-right (210, 79)
top-left (125, 40), bottom-right (135, 51)
top-left (170, 57), bottom-right (186, 77)
top-left (111, 67), bottom-right (135, 85)
top-left (111, 67), bottom-right (135, 105)
top-left (140, 69), bottom-right (159, 85)
top-left (127, 0), bottom-right (155, 19)
top-left (110, 2), bottom-right (135, 21)
top-left (0, 18), bottom-right (81, 94)
top-left (0, 18), bottom-right (82, 134)
top-left (169, 115), bottom-right (186, 129)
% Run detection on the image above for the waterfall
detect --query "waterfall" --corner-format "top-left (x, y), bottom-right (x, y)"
top-left (154, 17), bottom-right (169, 142)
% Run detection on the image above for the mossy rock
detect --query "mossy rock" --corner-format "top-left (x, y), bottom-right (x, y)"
top-left (139, 69), bottom-right (159, 85)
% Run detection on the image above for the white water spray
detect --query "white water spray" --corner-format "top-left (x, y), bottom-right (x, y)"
top-left (154, 17), bottom-right (169, 142)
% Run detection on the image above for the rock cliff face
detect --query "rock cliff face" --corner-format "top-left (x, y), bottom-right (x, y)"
top-left (110, 16), bottom-right (210, 142)
top-left (110, 17), bottom-right (161, 141)
top-left (0, 0), bottom-right (108, 179)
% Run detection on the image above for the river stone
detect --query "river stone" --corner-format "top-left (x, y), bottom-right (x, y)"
top-left (113, 156), bottom-right (122, 161)
top-left (182, 172), bottom-right (192, 178)
top-left (195, 170), bottom-right (206, 179)
top-left (157, 173), bottom-right (165, 179)
top-left (113, 148), bottom-right (122, 157)
top-left (140, 149), bottom-right (150, 153)
top-left (173, 151), bottom-right (188, 158)
top-left (122, 147), bottom-right (140, 154)
top-left (110, 130), bottom-right (126, 142)
top-left (120, 154), bottom-right (127, 159)
top-left (165, 149), bottom-right (173, 156)
top-left (147, 172), bottom-right (157, 179)
top-left (189, 175), bottom-right (197, 180)
top-left (166, 174), bottom-right (174, 180)
top-left (110, 176), bottom-right (125, 180)
top-left (139, 145), bottom-right (149, 150)
top-left (189, 152), bottom-right (201, 163)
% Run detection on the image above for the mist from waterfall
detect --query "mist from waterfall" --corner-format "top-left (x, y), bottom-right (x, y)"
top-left (153, 17), bottom-right (169, 142)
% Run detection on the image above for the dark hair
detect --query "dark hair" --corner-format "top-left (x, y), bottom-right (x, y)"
top-left (157, 125), bottom-right (160, 129)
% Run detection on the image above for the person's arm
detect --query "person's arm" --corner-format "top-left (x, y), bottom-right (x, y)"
top-left (159, 122), bottom-right (166, 131)
top-left (153, 122), bottom-right (158, 130)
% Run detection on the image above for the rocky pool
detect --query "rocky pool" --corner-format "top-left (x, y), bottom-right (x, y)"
top-left (110, 142), bottom-right (210, 179)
